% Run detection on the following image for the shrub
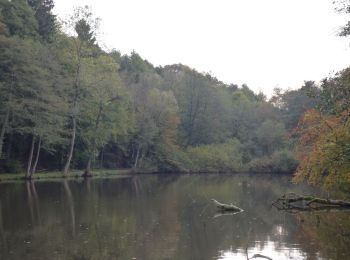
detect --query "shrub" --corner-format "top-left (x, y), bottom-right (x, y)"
top-left (248, 150), bottom-right (298, 173)
top-left (187, 138), bottom-right (243, 172)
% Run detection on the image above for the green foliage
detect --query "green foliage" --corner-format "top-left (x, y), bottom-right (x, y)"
top-left (0, 1), bottom-right (310, 175)
top-left (270, 82), bottom-right (319, 130)
top-left (27, 0), bottom-right (57, 42)
top-left (248, 150), bottom-right (298, 173)
top-left (254, 120), bottom-right (287, 156)
top-left (334, 0), bottom-right (350, 37)
top-left (187, 139), bottom-right (242, 172)
top-left (0, 0), bottom-right (38, 38)
top-left (292, 68), bottom-right (350, 190)
top-left (2, 159), bottom-right (23, 173)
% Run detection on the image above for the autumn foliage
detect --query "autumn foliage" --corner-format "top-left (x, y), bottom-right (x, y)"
top-left (293, 105), bottom-right (350, 189)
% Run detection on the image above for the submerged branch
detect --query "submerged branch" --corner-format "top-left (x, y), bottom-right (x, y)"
top-left (272, 193), bottom-right (350, 212)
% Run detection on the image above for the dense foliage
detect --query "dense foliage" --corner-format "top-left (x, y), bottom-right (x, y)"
top-left (0, 0), bottom-right (348, 186)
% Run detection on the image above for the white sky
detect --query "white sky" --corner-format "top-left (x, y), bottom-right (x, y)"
top-left (54, 0), bottom-right (350, 96)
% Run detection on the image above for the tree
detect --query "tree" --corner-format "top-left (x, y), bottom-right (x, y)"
top-left (160, 65), bottom-right (231, 146)
top-left (335, 0), bottom-right (350, 36)
top-left (0, 35), bottom-right (64, 178)
top-left (130, 88), bottom-right (180, 170)
top-left (59, 6), bottom-right (100, 175)
top-left (0, 0), bottom-right (38, 38)
top-left (293, 69), bottom-right (350, 189)
top-left (80, 54), bottom-right (129, 176)
top-left (27, 0), bottom-right (57, 42)
top-left (293, 109), bottom-right (350, 189)
top-left (270, 82), bottom-right (319, 130)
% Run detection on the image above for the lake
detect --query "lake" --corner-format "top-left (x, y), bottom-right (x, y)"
top-left (0, 174), bottom-right (349, 260)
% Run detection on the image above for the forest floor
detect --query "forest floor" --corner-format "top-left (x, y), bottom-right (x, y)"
top-left (0, 169), bottom-right (134, 182)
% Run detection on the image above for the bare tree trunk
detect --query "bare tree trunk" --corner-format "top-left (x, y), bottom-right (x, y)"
top-left (6, 131), bottom-right (13, 162)
top-left (30, 136), bottom-right (42, 178)
top-left (26, 135), bottom-right (36, 179)
top-left (64, 40), bottom-right (83, 176)
top-left (84, 157), bottom-right (93, 177)
top-left (133, 145), bottom-right (140, 169)
top-left (83, 104), bottom-right (103, 177)
top-left (1, 74), bottom-right (14, 159)
top-left (0, 108), bottom-right (10, 159)
top-left (100, 145), bottom-right (104, 169)
top-left (63, 116), bottom-right (77, 176)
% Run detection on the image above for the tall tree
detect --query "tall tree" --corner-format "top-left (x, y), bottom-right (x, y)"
top-left (293, 69), bottom-right (350, 189)
top-left (59, 6), bottom-right (99, 175)
top-left (27, 0), bottom-right (57, 42)
top-left (0, 35), bottom-right (64, 177)
top-left (80, 54), bottom-right (129, 176)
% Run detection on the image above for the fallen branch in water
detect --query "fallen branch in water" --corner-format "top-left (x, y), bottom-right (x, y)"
top-left (211, 199), bottom-right (243, 212)
top-left (272, 193), bottom-right (350, 212)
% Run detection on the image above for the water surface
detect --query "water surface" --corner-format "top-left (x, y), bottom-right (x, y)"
top-left (0, 174), bottom-right (349, 260)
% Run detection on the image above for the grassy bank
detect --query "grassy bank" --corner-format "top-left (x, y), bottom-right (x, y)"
top-left (0, 169), bottom-right (134, 182)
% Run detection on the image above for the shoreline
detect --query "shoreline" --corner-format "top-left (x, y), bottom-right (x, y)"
top-left (0, 169), bottom-right (294, 183)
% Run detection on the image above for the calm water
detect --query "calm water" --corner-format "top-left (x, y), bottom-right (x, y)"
top-left (0, 174), bottom-right (349, 260)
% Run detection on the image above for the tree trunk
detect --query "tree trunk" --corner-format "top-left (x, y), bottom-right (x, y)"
top-left (63, 116), bottom-right (77, 176)
top-left (1, 74), bottom-right (14, 160)
top-left (64, 40), bottom-right (83, 176)
top-left (83, 104), bottom-right (103, 178)
top-left (83, 157), bottom-right (93, 178)
top-left (30, 136), bottom-right (42, 178)
top-left (26, 135), bottom-right (36, 179)
top-left (0, 108), bottom-right (10, 159)
top-left (100, 145), bottom-right (104, 169)
top-left (6, 131), bottom-right (13, 162)
top-left (272, 193), bottom-right (350, 212)
top-left (133, 145), bottom-right (140, 169)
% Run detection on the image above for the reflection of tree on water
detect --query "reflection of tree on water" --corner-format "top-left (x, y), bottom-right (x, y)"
top-left (132, 175), bottom-right (143, 197)
top-left (0, 175), bottom-right (350, 260)
top-left (83, 178), bottom-right (104, 257)
top-left (26, 181), bottom-right (41, 226)
top-left (63, 180), bottom-right (76, 237)
top-left (294, 211), bottom-right (350, 260)
top-left (0, 200), bottom-right (7, 252)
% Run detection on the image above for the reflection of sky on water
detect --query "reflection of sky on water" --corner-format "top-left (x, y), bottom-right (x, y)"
top-left (217, 241), bottom-right (324, 260)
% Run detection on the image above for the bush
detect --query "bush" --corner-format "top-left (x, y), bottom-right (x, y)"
top-left (248, 150), bottom-right (298, 173)
top-left (187, 138), bottom-right (243, 172)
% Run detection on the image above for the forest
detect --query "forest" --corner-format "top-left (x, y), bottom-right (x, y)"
top-left (0, 0), bottom-right (349, 190)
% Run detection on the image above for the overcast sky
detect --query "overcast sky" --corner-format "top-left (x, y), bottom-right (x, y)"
top-left (54, 0), bottom-right (350, 96)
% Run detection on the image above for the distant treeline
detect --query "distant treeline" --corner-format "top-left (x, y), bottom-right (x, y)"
top-left (0, 0), bottom-right (349, 189)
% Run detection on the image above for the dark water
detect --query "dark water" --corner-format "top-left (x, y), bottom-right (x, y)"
top-left (0, 174), bottom-right (349, 260)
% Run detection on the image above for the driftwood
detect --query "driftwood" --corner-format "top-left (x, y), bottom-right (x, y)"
top-left (272, 193), bottom-right (350, 212)
top-left (211, 199), bottom-right (243, 212)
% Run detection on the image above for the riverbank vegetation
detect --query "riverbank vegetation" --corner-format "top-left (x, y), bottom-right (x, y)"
top-left (0, 0), bottom-right (349, 189)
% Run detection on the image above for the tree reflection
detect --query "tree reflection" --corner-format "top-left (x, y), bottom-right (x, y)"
top-left (63, 180), bottom-right (76, 237)
top-left (26, 181), bottom-right (41, 225)
top-left (0, 175), bottom-right (348, 260)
